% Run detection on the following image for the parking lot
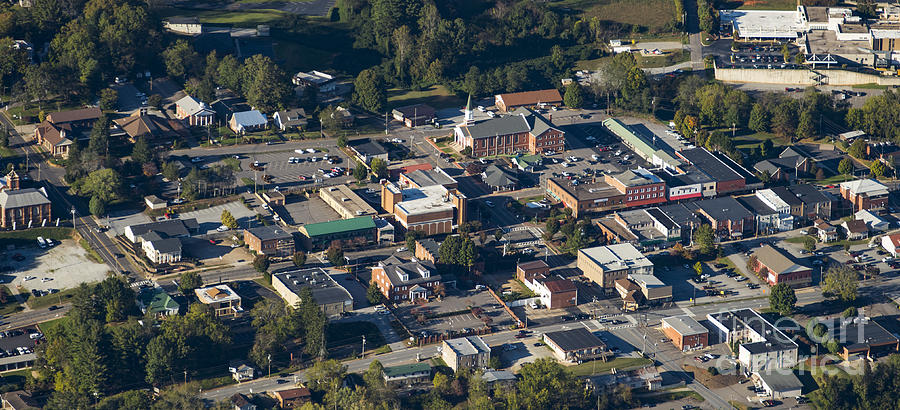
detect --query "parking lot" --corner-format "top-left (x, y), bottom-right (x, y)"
top-left (393, 289), bottom-right (513, 337)
top-left (1, 240), bottom-right (110, 293)
top-left (659, 261), bottom-right (768, 305)
top-left (178, 201), bottom-right (257, 235)
top-left (230, 148), bottom-right (353, 190)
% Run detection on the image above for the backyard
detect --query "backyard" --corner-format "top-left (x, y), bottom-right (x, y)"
top-left (387, 86), bottom-right (465, 110)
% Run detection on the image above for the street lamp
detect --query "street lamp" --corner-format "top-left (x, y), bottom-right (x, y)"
top-left (70, 207), bottom-right (76, 229)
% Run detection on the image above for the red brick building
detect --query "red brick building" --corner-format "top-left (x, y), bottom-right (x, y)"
top-left (604, 169), bottom-right (667, 208)
top-left (516, 260), bottom-right (550, 282)
top-left (840, 179), bottom-right (889, 212)
top-left (661, 316), bottom-right (709, 351)
top-left (371, 256), bottom-right (442, 302)
top-left (454, 107), bottom-right (564, 158)
top-left (494, 89), bottom-right (563, 112)
top-left (751, 245), bottom-right (813, 287)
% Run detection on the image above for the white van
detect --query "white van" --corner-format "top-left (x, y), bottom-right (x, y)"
top-left (37, 237), bottom-right (47, 249)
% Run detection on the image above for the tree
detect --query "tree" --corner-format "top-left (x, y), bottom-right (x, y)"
top-left (842, 306), bottom-right (858, 318)
top-left (839, 158), bottom-right (854, 176)
top-left (220, 210), bottom-right (238, 229)
top-left (76, 168), bottom-right (122, 203)
top-left (693, 261), bottom-right (703, 277)
top-left (370, 157), bottom-right (388, 179)
top-left (99, 88), bottom-right (118, 111)
top-left (693, 224), bottom-right (715, 255)
top-left (353, 69), bottom-right (386, 113)
top-left (797, 109), bottom-right (816, 140)
top-left (516, 358), bottom-right (583, 409)
top-left (870, 160), bottom-right (886, 178)
top-left (803, 235), bottom-right (817, 253)
top-left (162, 39), bottom-right (199, 81)
top-left (132, 136), bottom-right (152, 164)
top-left (241, 54), bottom-right (289, 113)
top-left (292, 252), bottom-right (307, 267)
top-left (327, 245), bottom-right (345, 266)
top-left (162, 161), bottom-right (180, 181)
top-left (494, 229), bottom-right (504, 242)
top-left (89, 195), bottom-right (105, 216)
top-left (366, 282), bottom-right (384, 304)
top-left (823, 265), bottom-right (858, 303)
top-left (147, 94), bottom-right (162, 110)
top-left (848, 138), bottom-right (866, 159)
top-left (353, 161), bottom-right (368, 182)
top-left (769, 283), bottom-right (797, 315)
top-left (253, 255), bottom-right (270, 273)
top-left (88, 115), bottom-right (110, 156)
top-left (563, 82), bottom-right (584, 109)
top-left (337, 134), bottom-right (348, 148)
top-left (179, 271), bottom-right (202, 293)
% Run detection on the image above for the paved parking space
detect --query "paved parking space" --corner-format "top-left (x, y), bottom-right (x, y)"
top-left (181, 237), bottom-right (251, 265)
top-left (2, 240), bottom-right (110, 292)
top-left (113, 83), bottom-right (143, 113)
top-left (394, 289), bottom-right (512, 336)
top-left (497, 337), bottom-right (556, 371)
top-left (178, 201), bottom-right (257, 235)
top-left (232, 149), bottom-right (353, 189)
top-left (658, 262), bottom-right (766, 304)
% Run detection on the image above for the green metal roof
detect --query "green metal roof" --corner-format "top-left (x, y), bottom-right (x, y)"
top-left (602, 118), bottom-right (656, 159)
top-left (382, 362), bottom-right (432, 378)
top-left (139, 288), bottom-right (180, 314)
top-left (300, 216), bottom-right (376, 238)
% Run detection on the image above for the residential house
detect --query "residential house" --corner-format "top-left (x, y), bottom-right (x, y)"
top-left (231, 393), bottom-right (256, 410)
top-left (840, 179), bottom-right (890, 212)
top-left (881, 233), bottom-right (900, 257)
top-left (33, 121), bottom-right (73, 158)
top-left (382, 363), bottom-right (433, 389)
top-left (441, 336), bottom-right (490, 372)
top-left (577, 244), bottom-right (653, 290)
top-left (194, 285), bottom-right (243, 318)
top-left (272, 388), bottom-right (311, 408)
top-left (297, 216), bottom-right (376, 250)
top-left (114, 109), bottom-right (187, 142)
top-left (591, 366), bottom-right (662, 392)
top-left (855, 209), bottom-right (889, 231)
top-left (332, 106), bottom-right (354, 127)
top-left (494, 89), bottom-right (563, 112)
top-left (751, 244), bottom-right (812, 287)
top-left (661, 316), bottom-right (709, 351)
top-left (144, 195), bottom-right (167, 210)
top-left (273, 108), bottom-right (307, 131)
top-left (707, 309), bottom-right (799, 372)
top-left (842, 219), bottom-right (868, 240)
top-left (1, 391), bottom-right (41, 410)
top-left (481, 164), bottom-right (519, 192)
top-left (229, 361), bottom-right (256, 382)
top-left (543, 328), bottom-right (608, 363)
top-left (124, 219), bottom-right (197, 265)
top-left (144, 237), bottom-right (180, 265)
top-left (371, 256), bottom-right (442, 302)
top-left (271, 268), bottom-right (354, 316)
top-left (229, 110), bottom-right (267, 134)
top-left (348, 138), bottom-right (389, 164)
top-left (816, 219), bottom-right (838, 243)
top-left (480, 370), bottom-right (517, 393)
top-left (454, 107), bottom-right (564, 157)
top-left (392, 104), bottom-right (436, 127)
top-left (136, 287), bottom-right (180, 318)
top-left (688, 196), bottom-right (754, 239)
top-left (511, 153), bottom-right (542, 172)
top-left (0, 187), bottom-right (51, 229)
top-left (244, 226), bottom-right (295, 257)
top-left (33, 107), bottom-right (102, 157)
top-left (381, 182), bottom-right (467, 236)
top-left (174, 95), bottom-right (215, 126)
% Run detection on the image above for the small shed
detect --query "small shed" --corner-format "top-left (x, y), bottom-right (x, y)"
top-left (144, 195), bottom-right (167, 210)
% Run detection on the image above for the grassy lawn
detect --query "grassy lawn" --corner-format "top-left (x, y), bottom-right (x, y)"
top-left (568, 357), bottom-right (654, 377)
top-left (160, 9), bottom-right (289, 26)
top-left (575, 55), bottom-right (612, 71)
top-left (36, 316), bottom-right (69, 334)
top-left (326, 321), bottom-right (386, 358)
top-left (222, 157), bottom-right (242, 171)
top-left (517, 195), bottom-right (545, 206)
top-left (808, 174), bottom-right (851, 185)
top-left (252, 277), bottom-right (275, 292)
top-left (78, 239), bottom-right (104, 264)
top-left (0, 145), bottom-right (18, 159)
top-left (387, 85), bottom-right (464, 110)
top-left (734, 131), bottom-right (785, 150)
top-left (551, 0), bottom-right (677, 33)
top-left (28, 285), bottom-right (93, 310)
top-left (4, 99), bottom-right (85, 125)
top-left (636, 50), bottom-right (690, 68)
top-left (722, 0), bottom-right (799, 10)
top-left (784, 236), bottom-right (816, 245)
top-left (639, 389), bottom-right (705, 406)
top-left (852, 83), bottom-right (891, 90)
top-left (0, 227), bottom-right (74, 248)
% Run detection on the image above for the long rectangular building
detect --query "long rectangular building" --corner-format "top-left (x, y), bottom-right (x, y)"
top-left (454, 107), bottom-right (564, 157)
top-left (707, 309), bottom-right (798, 372)
top-left (577, 244), bottom-right (654, 289)
top-left (319, 185), bottom-right (377, 220)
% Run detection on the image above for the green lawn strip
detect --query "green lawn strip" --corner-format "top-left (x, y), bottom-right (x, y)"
top-left (0, 227), bottom-right (74, 248)
top-left (517, 195), bottom-right (545, 206)
top-left (160, 9), bottom-right (289, 26)
top-left (36, 316), bottom-right (69, 334)
top-left (253, 277), bottom-right (275, 292)
top-left (568, 357), bottom-right (654, 377)
top-left (0, 287), bottom-right (26, 316)
top-left (387, 85), bottom-right (464, 110)
top-left (78, 239), bottom-right (105, 264)
top-left (638, 388), bottom-right (705, 406)
top-left (636, 50), bottom-right (690, 69)
top-left (734, 131), bottom-right (784, 150)
top-left (732, 0), bottom-right (801, 10)
top-left (28, 284), bottom-right (94, 310)
top-left (0, 145), bottom-right (18, 158)
top-left (374, 344), bottom-right (392, 355)
top-left (223, 157), bottom-right (242, 171)
top-left (852, 83), bottom-right (891, 90)
top-left (550, 0), bottom-right (677, 32)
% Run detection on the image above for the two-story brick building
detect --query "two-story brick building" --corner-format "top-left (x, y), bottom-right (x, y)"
top-left (371, 256), bottom-right (442, 302)
top-left (454, 107), bottom-right (564, 157)
top-left (840, 178), bottom-right (889, 212)
top-left (751, 245), bottom-right (812, 287)
top-left (0, 186), bottom-right (51, 229)
top-left (604, 168), bottom-right (667, 208)
top-left (244, 226), bottom-right (296, 257)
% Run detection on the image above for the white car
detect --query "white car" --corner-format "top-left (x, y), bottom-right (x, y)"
top-left (273, 214), bottom-right (280, 222)
top-left (216, 225), bottom-right (229, 232)
top-left (288, 157), bottom-right (296, 163)
top-left (477, 106), bottom-right (485, 112)
top-left (591, 154), bottom-right (600, 161)
top-left (396, 246), bottom-right (407, 252)
top-left (191, 157), bottom-right (203, 163)
top-left (23, 276), bottom-right (36, 281)
top-left (41, 277), bottom-right (52, 282)
top-left (171, 198), bottom-right (185, 204)
top-left (485, 200), bottom-right (494, 207)
top-left (295, 149), bottom-right (306, 154)
top-left (306, 148), bottom-right (315, 154)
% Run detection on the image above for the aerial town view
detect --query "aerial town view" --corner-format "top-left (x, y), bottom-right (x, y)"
top-left (2, 0), bottom-right (900, 409)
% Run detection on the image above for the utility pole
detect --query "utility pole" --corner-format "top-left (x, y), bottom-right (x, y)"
top-left (268, 354), bottom-right (271, 378)
top-left (361, 335), bottom-right (366, 357)
top-left (184, 370), bottom-right (187, 384)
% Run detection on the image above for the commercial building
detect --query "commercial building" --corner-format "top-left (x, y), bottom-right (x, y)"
top-left (399, 168), bottom-right (458, 190)
top-left (454, 107), bottom-right (564, 157)
top-left (244, 226), bottom-right (296, 257)
top-left (271, 268), bottom-right (354, 315)
top-left (494, 89), bottom-right (563, 112)
top-left (661, 316), bottom-right (709, 351)
top-left (591, 366), bottom-right (662, 392)
top-left (604, 168), bottom-right (667, 208)
top-left (657, 167), bottom-right (713, 200)
top-left (519, 268), bottom-right (577, 309)
top-left (720, 9), bottom-right (807, 41)
top-left (545, 177), bottom-right (625, 218)
top-left (677, 148), bottom-right (747, 195)
top-left (543, 328), bottom-right (608, 363)
top-left (751, 245), bottom-right (813, 287)
top-left (855, 209), bottom-right (889, 231)
top-left (840, 179), bottom-right (889, 212)
top-left (271, 387), bottom-right (311, 408)
top-left (381, 182), bottom-right (467, 236)
top-left (707, 309), bottom-right (799, 372)
top-left (736, 195), bottom-right (791, 234)
top-left (480, 370), bottom-right (517, 393)
top-left (375, 218), bottom-right (395, 245)
top-left (391, 104), bottom-right (436, 128)
top-left (440, 336), bottom-right (490, 372)
top-left (382, 363), bottom-right (433, 388)
top-left (124, 218), bottom-right (197, 265)
top-left (830, 317), bottom-right (899, 361)
top-left (371, 255), bottom-right (442, 302)
top-left (348, 138), bottom-right (389, 164)
top-left (754, 371), bottom-right (803, 400)
top-left (297, 216), bottom-right (376, 250)
top-left (787, 183), bottom-right (833, 222)
top-left (0, 184), bottom-right (51, 229)
top-left (628, 274), bottom-right (672, 305)
top-left (602, 118), bottom-right (683, 169)
top-left (194, 285), bottom-right (244, 318)
top-left (319, 185), bottom-right (377, 220)
top-left (163, 16), bottom-right (202, 34)
top-left (577, 244), bottom-right (654, 289)
top-left (481, 165), bottom-right (519, 192)
top-left (292, 70), bottom-right (337, 93)
top-left (516, 260), bottom-right (550, 282)
top-left (688, 196), bottom-right (754, 239)
top-left (174, 95), bottom-right (215, 126)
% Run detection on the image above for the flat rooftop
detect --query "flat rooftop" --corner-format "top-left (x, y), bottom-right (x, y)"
top-left (709, 309), bottom-right (797, 352)
top-left (273, 267), bottom-right (353, 306)
top-left (579, 243), bottom-right (653, 271)
top-left (721, 9), bottom-right (804, 39)
top-left (662, 315), bottom-right (708, 337)
top-left (444, 336), bottom-right (490, 356)
top-left (550, 178), bottom-right (621, 202)
top-left (396, 185), bottom-right (455, 216)
top-left (678, 148), bottom-right (744, 184)
top-left (319, 184), bottom-right (377, 218)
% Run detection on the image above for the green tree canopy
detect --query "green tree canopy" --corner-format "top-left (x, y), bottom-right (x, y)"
top-left (848, 138), bottom-right (866, 159)
top-left (353, 68), bottom-right (386, 113)
top-left (769, 283), bottom-right (797, 315)
top-left (839, 158), bottom-right (854, 176)
top-left (563, 82), bottom-right (584, 109)
top-left (693, 224), bottom-right (716, 255)
top-left (823, 265), bottom-right (858, 303)
top-left (179, 271), bottom-right (202, 293)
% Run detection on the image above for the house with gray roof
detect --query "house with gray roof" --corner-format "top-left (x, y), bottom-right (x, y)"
top-left (273, 108), bottom-right (307, 131)
top-left (481, 164), bottom-right (519, 192)
top-left (440, 336), bottom-right (490, 371)
top-left (229, 110), bottom-right (268, 134)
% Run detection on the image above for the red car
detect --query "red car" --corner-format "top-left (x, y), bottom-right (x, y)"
top-left (209, 239), bottom-right (216, 245)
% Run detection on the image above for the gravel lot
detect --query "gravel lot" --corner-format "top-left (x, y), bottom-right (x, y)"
top-left (3, 240), bottom-right (110, 292)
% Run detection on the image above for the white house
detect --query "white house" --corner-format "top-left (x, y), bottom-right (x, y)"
top-left (855, 210), bottom-right (889, 231)
top-left (163, 17), bottom-right (202, 34)
top-left (882, 234), bottom-right (900, 256)
top-left (142, 238), bottom-right (182, 264)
